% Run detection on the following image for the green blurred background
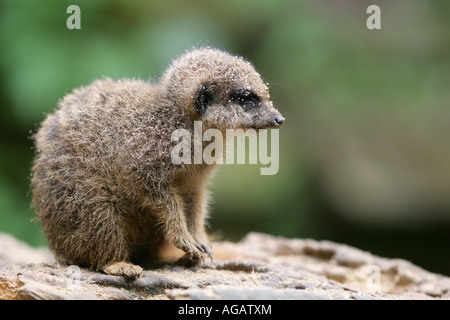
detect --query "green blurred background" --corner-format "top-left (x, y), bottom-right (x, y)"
top-left (0, 0), bottom-right (449, 275)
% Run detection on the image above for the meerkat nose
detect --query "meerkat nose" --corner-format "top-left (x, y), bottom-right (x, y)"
top-left (272, 114), bottom-right (285, 126)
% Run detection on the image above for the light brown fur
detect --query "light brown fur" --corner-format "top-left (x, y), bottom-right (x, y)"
top-left (31, 48), bottom-right (284, 278)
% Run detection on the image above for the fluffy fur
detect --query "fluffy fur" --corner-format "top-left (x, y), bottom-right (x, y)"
top-left (31, 48), bottom-right (284, 278)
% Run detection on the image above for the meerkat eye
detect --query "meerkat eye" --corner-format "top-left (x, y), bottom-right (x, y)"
top-left (243, 99), bottom-right (256, 110)
top-left (230, 89), bottom-right (260, 111)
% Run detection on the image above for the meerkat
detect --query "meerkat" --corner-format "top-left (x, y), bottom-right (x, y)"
top-left (31, 48), bottom-right (284, 279)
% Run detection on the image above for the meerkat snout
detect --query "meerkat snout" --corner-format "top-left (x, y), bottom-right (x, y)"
top-left (273, 114), bottom-right (285, 126)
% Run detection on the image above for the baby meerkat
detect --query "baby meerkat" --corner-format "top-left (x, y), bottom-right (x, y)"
top-left (31, 48), bottom-right (284, 279)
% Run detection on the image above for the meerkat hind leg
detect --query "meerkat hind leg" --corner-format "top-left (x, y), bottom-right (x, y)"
top-left (102, 261), bottom-right (143, 280)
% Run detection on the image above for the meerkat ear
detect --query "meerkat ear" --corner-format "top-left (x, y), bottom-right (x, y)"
top-left (194, 82), bottom-right (215, 116)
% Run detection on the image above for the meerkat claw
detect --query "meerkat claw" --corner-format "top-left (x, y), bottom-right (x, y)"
top-left (199, 243), bottom-right (214, 264)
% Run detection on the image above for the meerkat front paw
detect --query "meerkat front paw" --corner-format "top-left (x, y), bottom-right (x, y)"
top-left (102, 261), bottom-right (143, 280)
top-left (175, 244), bottom-right (213, 267)
top-left (174, 235), bottom-right (213, 266)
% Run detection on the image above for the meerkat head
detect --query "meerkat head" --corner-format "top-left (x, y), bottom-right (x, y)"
top-left (160, 48), bottom-right (284, 131)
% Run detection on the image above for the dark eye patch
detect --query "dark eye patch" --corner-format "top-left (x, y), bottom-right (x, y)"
top-left (195, 83), bottom-right (215, 116)
top-left (229, 89), bottom-right (261, 111)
